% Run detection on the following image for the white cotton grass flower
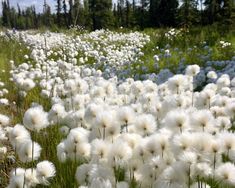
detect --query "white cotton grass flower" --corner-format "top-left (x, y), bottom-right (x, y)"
top-left (66, 127), bottom-right (89, 146)
top-left (145, 133), bottom-right (170, 158)
top-left (9, 124), bottom-right (31, 148)
top-left (23, 105), bottom-right (49, 132)
top-left (154, 163), bottom-right (187, 188)
top-left (105, 124), bottom-right (120, 141)
top-left (131, 81), bottom-right (144, 96)
top-left (204, 83), bottom-right (217, 91)
top-left (117, 106), bottom-right (135, 133)
top-left (57, 141), bottom-right (67, 162)
top-left (62, 128), bottom-right (90, 161)
top-left (193, 162), bottom-right (213, 180)
top-left (18, 139), bottom-right (42, 162)
top-left (64, 79), bottom-right (77, 94)
top-left (90, 178), bottom-right (112, 188)
top-left (7, 168), bottom-right (25, 188)
top-left (132, 143), bottom-right (148, 163)
top-left (91, 139), bottom-right (111, 164)
top-left (72, 94), bottom-right (86, 110)
top-left (36, 160), bottom-right (56, 185)
top-left (75, 163), bottom-right (91, 185)
top-left (0, 114), bottom-right (10, 126)
top-left (71, 142), bottom-right (91, 161)
top-left (59, 126), bottom-right (70, 136)
top-left (219, 87), bottom-right (231, 96)
top-left (194, 90), bottom-right (215, 109)
top-left (22, 78), bottom-right (36, 91)
top-left (8, 167), bottom-right (38, 188)
top-left (134, 114), bottom-right (157, 136)
top-left (0, 98), bottom-right (9, 105)
top-left (19, 90), bottom-right (27, 98)
top-left (191, 110), bottom-right (215, 132)
top-left (118, 133), bottom-right (142, 150)
top-left (172, 132), bottom-right (195, 155)
top-left (167, 74), bottom-right (187, 94)
top-left (48, 103), bottom-right (66, 124)
top-left (0, 127), bottom-right (8, 141)
top-left (125, 159), bottom-right (142, 181)
top-left (0, 81), bottom-right (4, 87)
top-left (163, 109), bottom-right (189, 133)
top-left (149, 156), bottom-right (166, 173)
top-left (210, 106), bottom-right (226, 118)
top-left (218, 132), bottom-right (235, 154)
top-left (191, 182), bottom-right (211, 188)
top-left (175, 95), bottom-right (190, 108)
top-left (215, 116), bottom-right (231, 130)
top-left (84, 104), bottom-right (103, 125)
top-left (63, 110), bottom-right (85, 129)
top-left (108, 140), bottom-right (132, 167)
top-left (207, 71), bottom-right (217, 79)
top-left (178, 151), bottom-right (197, 166)
top-left (117, 181), bottom-right (129, 188)
top-left (216, 74), bottom-right (230, 88)
top-left (90, 86), bottom-right (106, 99)
top-left (225, 102), bottom-right (235, 119)
top-left (95, 111), bottom-right (115, 139)
top-left (229, 150), bottom-right (235, 162)
top-left (138, 164), bottom-right (157, 187)
top-left (0, 146), bottom-right (7, 157)
top-left (24, 168), bottom-right (39, 187)
top-left (231, 77), bottom-right (235, 87)
top-left (212, 95), bottom-right (230, 108)
top-left (89, 164), bottom-right (115, 186)
top-left (215, 162), bottom-right (235, 186)
top-left (204, 137), bottom-right (223, 158)
top-left (185, 64), bottom-right (200, 76)
top-left (192, 133), bottom-right (222, 164)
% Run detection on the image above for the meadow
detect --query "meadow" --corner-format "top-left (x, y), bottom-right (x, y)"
top-left (0, 27), bottom-right (235, 188)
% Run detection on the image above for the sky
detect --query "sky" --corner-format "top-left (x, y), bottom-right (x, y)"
top-left (0, 0), bottom-right (119, 13)
top-left (0, 0), bottom-right (56, 13)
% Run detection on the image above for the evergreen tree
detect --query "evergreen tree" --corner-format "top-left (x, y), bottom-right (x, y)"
top-left (139, 0), bottom-right (149, 29)
top-left (178, 0), bottom-right (198, 27)
top-left (149, 0), bottom-right (157, 27)
top-left (56, 0), bottom-right (62, 27)
top-left (117, 0), bottom-right (125, 27)
top-left (131, 0), bottom-right (137, 26)
top-left (63, 0), bottom-right (69, 28)
top-left (83, 0), bottom-right (91, 27)
top-left (2, 0), bottom-right (11, 27)
top-left (204, 0), bottom-right (222, 24)
top-left (125, 0), bottom-right (131, 27)
top-left (157, 0), bottom-right (179, 27)
top-left (73, 0), bottom-right (81, 26)
top-left (69, 0), bottom-right (74, 26)
top-left (89, 0), bottom-right (113, 30)
top-left (43, 0), bottom-right (52, 27)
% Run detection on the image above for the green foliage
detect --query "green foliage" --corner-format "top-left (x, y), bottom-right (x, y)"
top-left (0, 0), bottom-right (235, 30)
top-left (89, 0), bottom-right (114, 30)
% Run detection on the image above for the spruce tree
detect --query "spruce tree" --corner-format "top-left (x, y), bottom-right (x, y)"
top-left (56, 0), bottom-right (62, 27)
top-left (89, 0), bottom-right (113, 30)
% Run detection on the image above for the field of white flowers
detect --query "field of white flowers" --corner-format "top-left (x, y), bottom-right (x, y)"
top-left (0, 28), bottom-right (235, 188)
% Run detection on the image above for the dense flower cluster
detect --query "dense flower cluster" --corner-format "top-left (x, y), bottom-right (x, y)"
top-left (165, 28), bottom-right (182, 40)
top-left (0, 30), bottom-right (235, 188)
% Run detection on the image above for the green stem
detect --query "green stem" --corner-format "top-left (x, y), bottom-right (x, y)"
top-left (188, 164), bottom-right (191, 188)
top-left (31, 132), bottom-right (34, 173)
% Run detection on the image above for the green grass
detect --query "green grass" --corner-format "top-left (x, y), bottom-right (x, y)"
top-left (135, 26), bottom-right (235, 76)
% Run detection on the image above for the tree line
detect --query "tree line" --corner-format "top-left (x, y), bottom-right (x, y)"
top-left (1, 0), bottom-right (235, 30)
